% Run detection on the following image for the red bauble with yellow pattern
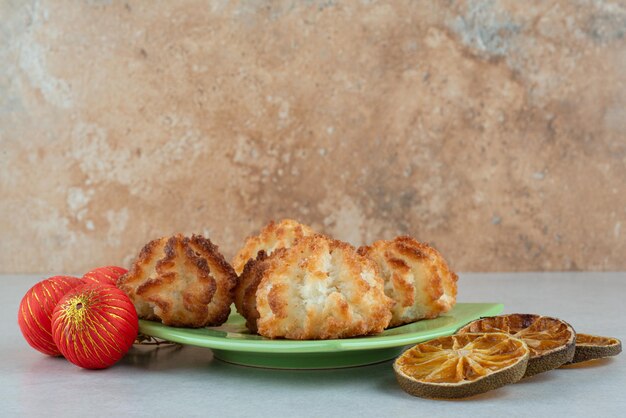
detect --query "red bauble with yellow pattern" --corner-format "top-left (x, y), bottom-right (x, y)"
top-left (82, 265), bottom-right (128, 287)
top-left (51, 283), bottom-right (139, 369)
top-left (17, 276), bottom-right (84, 356)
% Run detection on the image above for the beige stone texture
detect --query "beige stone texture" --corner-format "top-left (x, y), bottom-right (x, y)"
top-left (1, 0), bottom-right (625, 274)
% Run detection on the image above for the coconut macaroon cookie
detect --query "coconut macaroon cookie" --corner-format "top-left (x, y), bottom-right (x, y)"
top-left (358, 236), bottom-right (458, 327)
top-left (117, 234), bottom-right (237, 328)
top-left (232, 219), bottom-right (316, 275)
top-left (235, 234), bottom-right (393, 339)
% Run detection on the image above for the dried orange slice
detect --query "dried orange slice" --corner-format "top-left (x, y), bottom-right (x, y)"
top-left (562, 333), bottom-right (622, 365)
top-left (458, 314), bottom-right (575, 377)
top-left (393, 333), bottom-right (529, 399)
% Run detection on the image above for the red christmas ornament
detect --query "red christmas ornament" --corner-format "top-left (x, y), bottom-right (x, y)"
top-left (17, 276), bottom-right (84, 356)
top-left (51, 283), bottom-right (139, 369)
top-left (82, 265), bottom-right (128, 287)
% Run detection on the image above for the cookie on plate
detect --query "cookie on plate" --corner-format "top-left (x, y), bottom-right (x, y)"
top-left (232, 219), bottom-right (315, 275)
top-left (236, 234), bottom-right (393, 339)
top-left (117, 234), bottom-right (237, 328)
top-left (358, 236), bottom-right (457, 327)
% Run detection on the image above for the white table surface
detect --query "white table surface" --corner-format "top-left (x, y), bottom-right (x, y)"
top-left (1, 273), bottom-right (624, 417)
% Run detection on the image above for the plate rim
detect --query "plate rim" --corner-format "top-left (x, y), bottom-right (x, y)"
top-left (138, 302), bottom-right (503, 353)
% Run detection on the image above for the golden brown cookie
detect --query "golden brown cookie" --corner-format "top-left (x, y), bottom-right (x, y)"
top-left (236, 234), bottom-right (393, 339)
top-left (117, 234), bottom-right (237, 328)
top-left (232, 219), bottom-right (315, 275)
top-left (358, 236), bottom-right (458, 327)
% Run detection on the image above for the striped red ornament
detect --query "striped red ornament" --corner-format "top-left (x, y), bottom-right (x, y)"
top-left (82, 265), bottom-right (128, 287)
top-left (51, 283), bottom-right (138, 369)
top-left (17, 276), bottom-right (84, 356)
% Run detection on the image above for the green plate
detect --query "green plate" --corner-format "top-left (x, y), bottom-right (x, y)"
top-left (138, 302), bottom-right (503, 369)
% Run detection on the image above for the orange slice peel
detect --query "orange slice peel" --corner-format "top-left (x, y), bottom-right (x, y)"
top-left (457, 314), bottom-right (576, 377)
top-left (563, 333), bottom-right (622, 365)
top-left (393, 332), bottom-right (530, 399)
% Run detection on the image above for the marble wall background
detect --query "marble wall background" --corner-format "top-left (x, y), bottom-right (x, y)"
top-left (1, 0), bottom-right (625, 274)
